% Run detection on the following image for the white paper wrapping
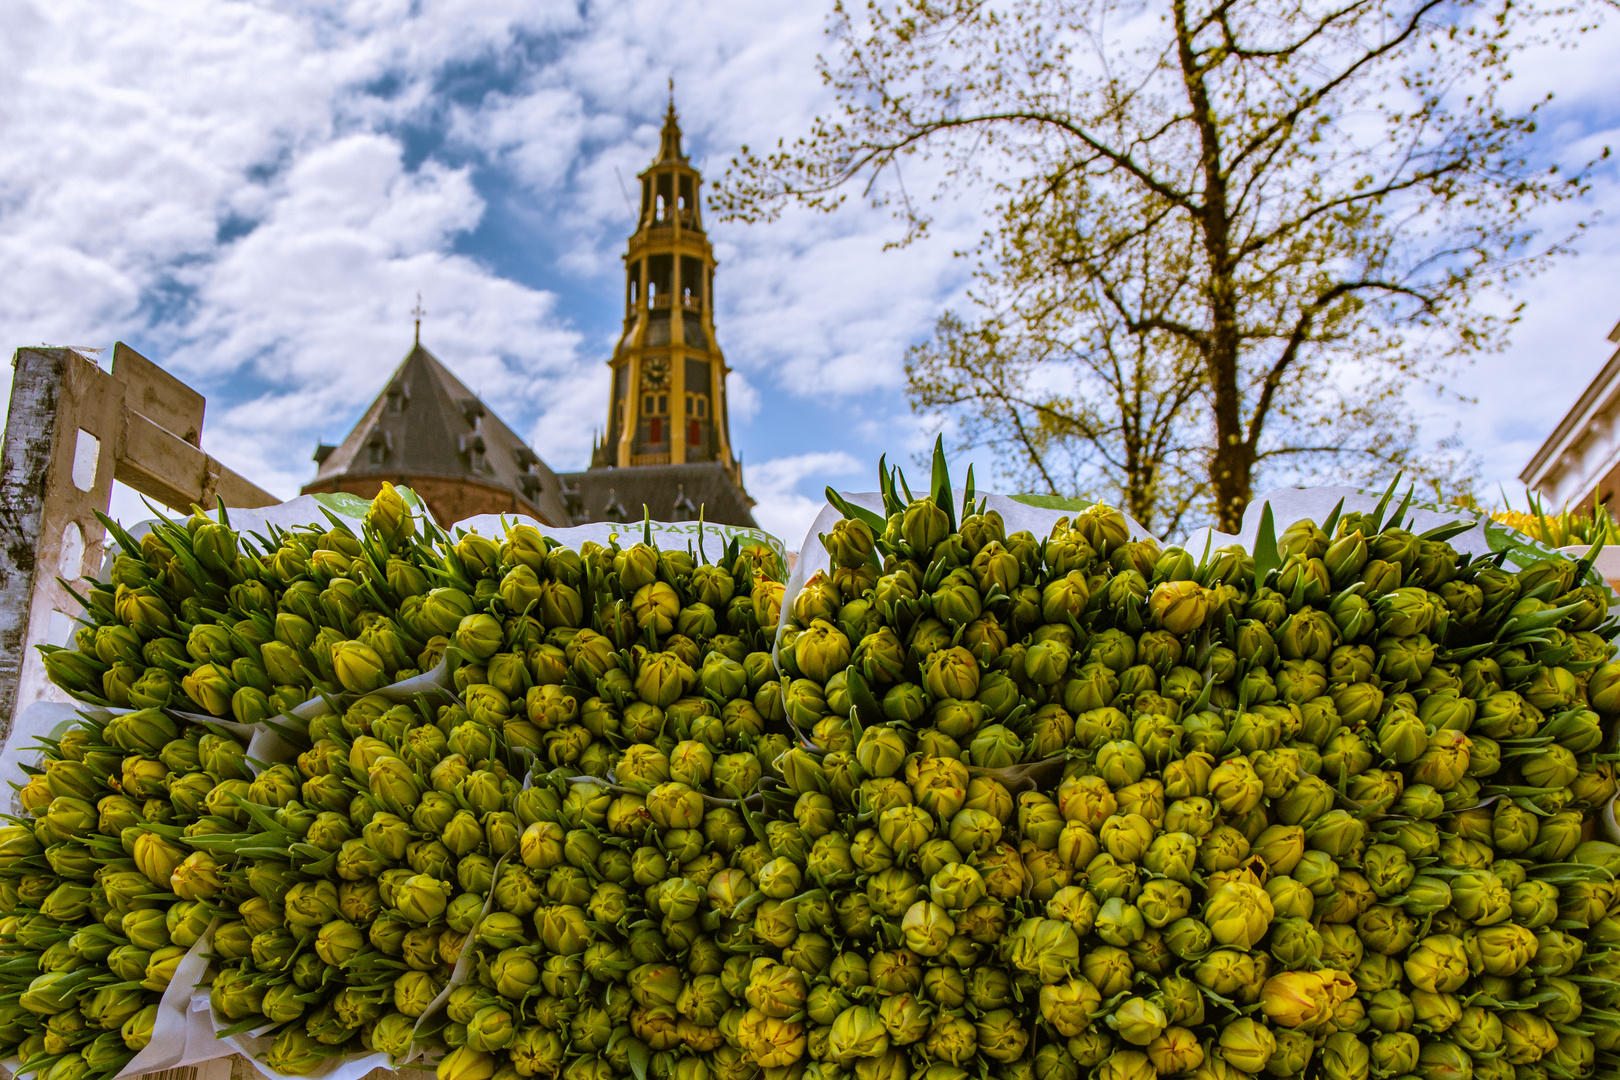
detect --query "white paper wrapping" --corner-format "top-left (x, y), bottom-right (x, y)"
top-left (0, 670), bottom-right (463, 1079)
top-left (111, 916), bottom-right (224, 1079)
top-left (193, 916), bottom-right (411, 1080)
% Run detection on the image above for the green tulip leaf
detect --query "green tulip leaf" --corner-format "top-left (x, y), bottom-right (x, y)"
top-left (1252, 501), bottom-right (1281, 584)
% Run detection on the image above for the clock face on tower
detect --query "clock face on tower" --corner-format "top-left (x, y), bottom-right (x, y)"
top-left (642, 357), bottom-right (669, 391)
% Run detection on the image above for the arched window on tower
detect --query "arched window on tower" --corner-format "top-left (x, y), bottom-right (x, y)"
top-left (680, 256), bottom-right (703, 309)
top-left (679, 175), bottom-right (697, 228)
top-left (656, 173), bottom-right (675, 224)
top-left (647, 255), bottom-right (673, 310)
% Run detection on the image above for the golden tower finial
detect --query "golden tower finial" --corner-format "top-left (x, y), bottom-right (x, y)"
top-left (658, 82), bottom-right (684, 163)
top-left (411, 293), bottom-right (426, 344)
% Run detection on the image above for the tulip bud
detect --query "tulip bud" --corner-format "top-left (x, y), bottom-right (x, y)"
top-left (1104, 997), bottom-right (1167, 1048)
top-left (1150, 581), bottom-right (1209, 634)
top-left (436, 1046), bottom-right (497, 1080)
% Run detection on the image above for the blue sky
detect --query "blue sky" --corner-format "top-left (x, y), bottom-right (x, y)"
top-left (2, 0), bottom-right (1619, 547)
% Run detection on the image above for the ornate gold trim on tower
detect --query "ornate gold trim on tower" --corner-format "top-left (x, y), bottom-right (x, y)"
top-left (589, 98), bottom-right (738, 481)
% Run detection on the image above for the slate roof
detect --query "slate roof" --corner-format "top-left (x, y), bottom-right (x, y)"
top-left (306, 342), bottom-right (571, 525)
top-left (558, 462), bottom-right (757, 528)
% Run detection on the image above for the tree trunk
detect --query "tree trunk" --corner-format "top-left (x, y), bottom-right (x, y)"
top-left (1207, 302), bottom-right (1250, 533)
top-left (1201, 252), bottom-right (1252, 531)
top-left (1171, 0), bottom-right (1251, 533)
top-left (1209, 397), bottom-right (1250, 532)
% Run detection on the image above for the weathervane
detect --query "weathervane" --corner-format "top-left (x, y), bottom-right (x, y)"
top-left (411, 293), bottom-right (426, 344)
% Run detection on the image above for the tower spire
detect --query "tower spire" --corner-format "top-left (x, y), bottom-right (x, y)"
top-left (658, 82), bottom-right (685, 164)
top-left (590, 92), bottom-right (737, 481)
top-left (411, 293), bottom-right (425, 345)
top-left (565, 90), bottom-right (755, 527)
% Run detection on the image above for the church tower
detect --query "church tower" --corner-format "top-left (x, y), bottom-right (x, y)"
top-left (562, 96), bottom-right (756, 528)
top-left (592, 100), bottom-right (736, 475)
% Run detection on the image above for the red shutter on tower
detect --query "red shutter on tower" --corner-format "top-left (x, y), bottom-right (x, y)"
top-left (688, 420), bottom-right (701, 449)
top-left (650, 418), bottom-right (663, 444)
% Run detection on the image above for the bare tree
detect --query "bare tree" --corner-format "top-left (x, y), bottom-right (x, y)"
top-left (717, 0), bottom-right (1601, 530)
top-left (907, 303), bottom-right (1210, 536)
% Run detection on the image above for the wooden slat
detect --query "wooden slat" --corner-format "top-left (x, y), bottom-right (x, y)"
top-left (211, 458), bottom-right (281, 511)
top-left (108, 342), bottom-right (277, 511)
top-left (112, 341), bottom-right (204, 445)
top-left (136, 1066), bottom-right (198, 1080)
top-left (115, 407), bottom-right (279, 512)
top-left (115, 405), bottom-right (211, 510)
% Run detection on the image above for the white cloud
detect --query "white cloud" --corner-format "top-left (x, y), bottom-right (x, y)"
top-left (160, 133), bottom-right (585, 496)
top-left (0, 0), bottom-right (599, 495)
top-left (726, 370), bottom-right (762, 423)
top-left (716, 216), bottom-right (977, 400)
top-left (449, 88), bottom-right (595, 193)
top-left (1441, 228), bottom-right (1620, 495)
top-left (1394, 11), bottom-right (1620, 498)
top-left (527, 363), bottom-right (610, 469)
top-left (746, 451), bottom-right (864, 548)
top-left (421, 0), bottom-right (988, 408)
top-left (0, 0), bottom-right (975, 498)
